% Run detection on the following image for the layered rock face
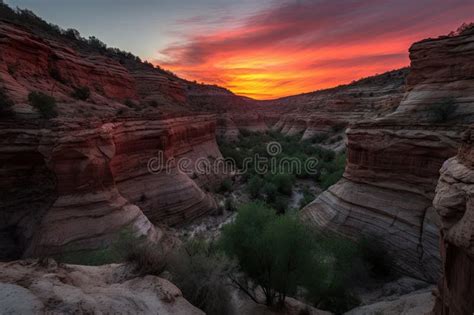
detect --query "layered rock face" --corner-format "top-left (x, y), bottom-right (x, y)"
top-left (302, 31), bottom-right (474, 282)
top-left (269, 69), bottom-right (408, 139)
top-left (433, 128), bottom-right (474, 315)
top-left (206, 69), bottom-right (408, 141)
top-left (0, 259), bottom-right (204, 314)
top-left (0, 23), bottom-right (137, 104)
top-left (0, 20), bottom-right (223, 259)
top-left (0, 115), bottom-right (220, 259)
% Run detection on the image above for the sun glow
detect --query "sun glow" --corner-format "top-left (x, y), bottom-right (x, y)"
top-left (154, 0), bottom-right (474, 99)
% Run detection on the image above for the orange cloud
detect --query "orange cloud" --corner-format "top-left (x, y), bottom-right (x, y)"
top-left (154, 0), bottom-right (474, 99)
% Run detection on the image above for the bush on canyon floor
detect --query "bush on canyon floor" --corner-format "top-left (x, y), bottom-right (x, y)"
top-left (0, 89), bottom-right (14, 118)
top-left (319, 153), bottom-right (346, 190)
top-left (220, 202), bottom-right (317, 307)
top-left (225, 197), bottom-right (237, 211)
top-left (299, 188), bottom-right (315, 209)
top-left (220, 202), bottom-right (362, 312)
top-left (219, 130), bottom-right (346, 210)
top-left (430, 99), bottom-right (458, 123)
top-left (358, 236), bottom-right (393, 278)
top-left (126, 241), bottom-right (168, 276)
top-left (71, 86), bottom-right (91, 101)
top-left (218, 178), bottom-right (233, 193)
top-left (167, 239), bottom-right (234, 315)
top-left (28, 91), bottom-right (58, 119)
top-left (310, 133), bottom-right (329, 144)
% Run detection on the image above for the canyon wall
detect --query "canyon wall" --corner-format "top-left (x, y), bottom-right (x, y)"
top-left (433, 128), bottom-right (474, 315)
top-left (0, 115), bottom-right (221, 259)
top-left (207, 69), bottom-right (409, 142)
top-left (302, 31), bottom-right (474, 282)
top-left (270, 69), bottom-right (408, 140)
top-left (0, 20), bottom-right (223, 260)
top-left (0, 120), bottom-right (222, 261)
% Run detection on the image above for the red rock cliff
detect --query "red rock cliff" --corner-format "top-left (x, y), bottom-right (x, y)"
top-left (432, 128), bottom-right (474, 315)
top-left (302, 31), bottom-right (474, 282)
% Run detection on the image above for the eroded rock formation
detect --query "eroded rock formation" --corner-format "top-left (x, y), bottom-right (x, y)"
top-left (433, 128), bottom-right (474, 315)
top-left (0, 259), bottom-right (204, 314)
top-left (0, 115), bottom-right (221, 259)
top-left (302, 30), bottom-right (474, 282)
top-left (0, 20), bottom-right (223, 260)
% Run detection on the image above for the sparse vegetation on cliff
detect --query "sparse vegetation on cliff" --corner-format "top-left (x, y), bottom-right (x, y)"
top-left (28, 91), bottom-right (58, 119)
top-left (71, 86), bottom-right (91, 101)
top-left (167, 240), bottom-right (234, 315)
top-left (0, 89), bottom-right (14, 118)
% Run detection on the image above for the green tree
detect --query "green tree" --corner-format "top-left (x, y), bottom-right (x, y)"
top-left (167, 240), bottom-right (234, 315)
top-left (247, 175), bottom-right (263, 198)
top-left (71, 86), bottom-right (91, 100)
top-left (28, 91), bottom-right (58, 119)
top-left (220, 203), bottom-right (322, 307)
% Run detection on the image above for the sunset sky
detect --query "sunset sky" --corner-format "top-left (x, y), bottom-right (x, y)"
top-left (6, 0), bottom-right (474, 99)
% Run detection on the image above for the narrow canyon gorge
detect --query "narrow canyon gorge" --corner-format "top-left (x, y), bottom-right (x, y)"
top-left (0, 5), bottom-right (473, 315)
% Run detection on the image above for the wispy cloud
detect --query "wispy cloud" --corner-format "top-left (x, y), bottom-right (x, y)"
top-left (154, 0), bottom-right (474, 99)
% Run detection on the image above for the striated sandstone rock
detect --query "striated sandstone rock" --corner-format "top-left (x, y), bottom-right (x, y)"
top-left (432, 128), bottom-right (474, 315)
top-left (0, 115), bottom-right (221, 259)
top-left (302, 30), bottom-right (474, 282)
top-left (0, 259), bottom-right (204, 314)
top-left (0, 22), bottom-right (137, 104)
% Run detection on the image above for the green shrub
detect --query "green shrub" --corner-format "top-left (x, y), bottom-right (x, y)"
top-left (167, 240), bottom-right (234, 315)
top-left (310, 133), bottom-right (329, 143)
top-left (28, 91), bottom-right (58, 118)
top-left (358, 236), bottom-right (393, 278)
top-left (262, 182), bottom-right (278, 202)
top-left (0, 89), bottom-right (14, 118)
top-left (319, 153), bottom-right (346, 189)
top-left (268, 173), bottom-right (294, 196)
top-left (126, 241), bottom-right (167, 276)
top-left (124, 98), bottom-right (135, 108)
top-left (220, 203), bottom-right (324, 307)
top-left (247, 175), bottom-right (264, 198)
top-left (299, 188), bottom-right (314, 209)
top-left (71, 86), bottom-right (91, 100)
top-left (271, 195), bottom-right (289, 214)
top-left (430, 99), bottom-right (458, 123)
top-left (49, 67), bottom-right (67, 84)
top-left (225, 198), bottom-right (236, 211)
top-left (218, 178), bottom-right (233, 193)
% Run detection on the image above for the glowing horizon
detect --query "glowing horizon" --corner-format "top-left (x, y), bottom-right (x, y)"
top-left (6, 0), bottom-right (474, 100)
top-left (155, 0), bottom-right (474, 100)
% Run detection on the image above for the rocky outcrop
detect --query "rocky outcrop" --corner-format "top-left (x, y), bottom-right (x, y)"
top-left (345, 289), bottom-right (434, 315)
top-left (0, 20), bottom-right (225, 260)
top-left (0, 23), bottom-right (137, 104)
top-left (432, 128), bottom-right (474, 315)
top-left (0, 115), bottom-right (221, 259)
top-left (0, 259), bottom-right (204, 314)
top-left (269, 69), bottom-right (408, 140)
top-left (302, 31), bottom-right (474, 282)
